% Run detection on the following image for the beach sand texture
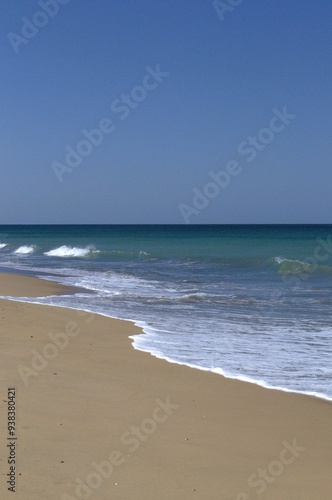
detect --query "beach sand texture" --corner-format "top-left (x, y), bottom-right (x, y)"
top-left (0, 273), bottom-right (332, 499)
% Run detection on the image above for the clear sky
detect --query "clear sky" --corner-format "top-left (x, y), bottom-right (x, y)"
top-left (1, 0), bottom-right (331, 224)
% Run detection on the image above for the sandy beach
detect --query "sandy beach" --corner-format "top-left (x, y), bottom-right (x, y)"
top-left (0, 272), bottom-right (332, 500)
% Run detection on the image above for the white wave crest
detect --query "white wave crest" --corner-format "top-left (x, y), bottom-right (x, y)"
top-left (0, 243), bottom-right (8, 249)
top-left (275, 256), bottom-right (303, 265)
top-left (45, 245), bottom-right (95, 258)
top-left (14, 245), bottom-right (35, 254)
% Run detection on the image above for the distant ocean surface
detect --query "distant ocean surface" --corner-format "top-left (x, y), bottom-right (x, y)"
top-left (0, 225), bottom-right (331, 400)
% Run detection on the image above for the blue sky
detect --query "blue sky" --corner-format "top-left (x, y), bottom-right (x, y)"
top-left (1, 0), bottom-right (331, 223)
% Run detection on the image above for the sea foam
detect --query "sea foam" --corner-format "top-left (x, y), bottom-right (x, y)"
top-left (44, 245), bottom-right (96, 258)
top-left (14, 245), bottom-right (35, 254)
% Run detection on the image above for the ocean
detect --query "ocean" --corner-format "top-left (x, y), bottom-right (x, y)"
top-left (0, 224), bottom-right (331, 400)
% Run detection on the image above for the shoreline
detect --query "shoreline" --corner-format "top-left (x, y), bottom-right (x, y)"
top-left (1, 271), bottom-right (331, 403)
top-left (5, 295), bottom-right (332, 404)
top-left (1, 272), bottom-right (332, 498)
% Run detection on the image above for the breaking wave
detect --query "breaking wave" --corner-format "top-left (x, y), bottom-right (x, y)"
top-left (274, 256), bottom-right (332, 276)
top-left (44, 245), bottom-right (97, 258)
top-left (14, 245), bottom-right (36, 254)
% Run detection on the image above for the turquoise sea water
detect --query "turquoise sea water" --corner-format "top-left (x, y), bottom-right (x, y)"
top-left (0, 225), bottom-right (331, 400)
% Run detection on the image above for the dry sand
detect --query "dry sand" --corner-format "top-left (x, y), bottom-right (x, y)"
top-left (0, 272), bottom-right (331, 499)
